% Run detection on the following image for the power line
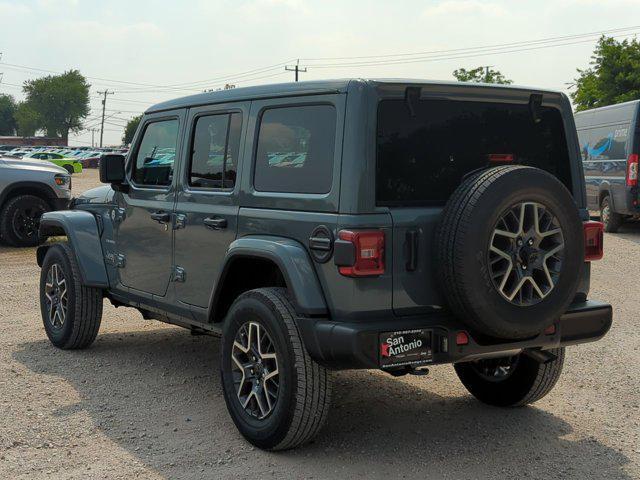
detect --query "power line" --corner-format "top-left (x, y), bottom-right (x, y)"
top-left (285, 60), bottom-right (307, 82)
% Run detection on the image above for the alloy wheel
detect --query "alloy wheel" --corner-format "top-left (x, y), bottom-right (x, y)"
top-left (231, 321), bottom-right (280, 420)
top-left (44, 264), bottom-right (68, 329)
top-left (470, 356), bottom-right (520, 382)
top-left (13, 204), bottom-right (46, 241)
top-left (488, 202), bottom-right (565, 306)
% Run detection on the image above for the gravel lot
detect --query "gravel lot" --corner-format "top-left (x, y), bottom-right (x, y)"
top-left (0, 169), bottom-right (638, 479)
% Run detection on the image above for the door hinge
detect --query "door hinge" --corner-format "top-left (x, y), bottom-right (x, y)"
top-left (173, 266), bottom-right (186, 282)
top-left (112, 207), bottom-right (126, 224)
top-left (174, 213), bottom-right (187, 230)
top-left (105, 252), bottom-right (126, 268)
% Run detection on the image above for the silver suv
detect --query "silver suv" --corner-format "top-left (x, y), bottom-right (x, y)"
top-left (0, 156), bottom-right (71, 246)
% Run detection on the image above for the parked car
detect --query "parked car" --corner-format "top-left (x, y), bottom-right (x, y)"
top-left (24, 152), bottom-right (83, 175)
top-left (575, 99), bottom-right (640, 232)
top-left (0, 156), bottom-right (71, 246)
top-left (36, 80), bottom-right (611, 451)
top-left (78, 151), bottom-right (103, 169)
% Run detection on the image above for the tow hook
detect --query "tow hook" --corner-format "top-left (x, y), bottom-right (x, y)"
top-left (385, 365), bottom-right (430, 377)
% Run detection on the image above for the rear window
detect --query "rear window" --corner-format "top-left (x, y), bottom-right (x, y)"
top-left (376, 99), bottom-right (571, 206)
top-left (254, 105), bottom-right (336, 194)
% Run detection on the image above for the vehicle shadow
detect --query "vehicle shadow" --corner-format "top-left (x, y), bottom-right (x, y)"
top-left (14, 327), bottom-right (631, 480)
top-left (612, 221), bottom-right (640, 245)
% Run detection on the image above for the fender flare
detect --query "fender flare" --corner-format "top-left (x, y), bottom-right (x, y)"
top-left (212, 236), bottom-right (328, 318)
top-left (36, 210), bottom-right (109, 288)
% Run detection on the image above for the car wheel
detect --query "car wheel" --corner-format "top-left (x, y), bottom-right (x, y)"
top-left (436, 166), bottom-right (584, 339)
top-left (600, 196), bottom-right (623, 233)
top-left (454, 348), bottom-right (565, 406)
top-left (39, 243), bottom-right (103, 349)
top-left (64, 164), bottom-right (74, 175)
top-left (220, 287), bottom-right (332, 450)
top-left (0, 194), bottom-right (50, 247)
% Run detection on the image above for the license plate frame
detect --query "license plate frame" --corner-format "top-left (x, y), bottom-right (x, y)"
top-left (379, 329), bottom-right (433, 368)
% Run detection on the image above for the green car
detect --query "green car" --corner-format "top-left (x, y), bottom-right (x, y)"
top-left (24, 152), bottom-right (83, 174)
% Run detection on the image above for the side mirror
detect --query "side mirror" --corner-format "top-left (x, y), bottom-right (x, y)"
top-left (99, 154), bottom-right (128, 191)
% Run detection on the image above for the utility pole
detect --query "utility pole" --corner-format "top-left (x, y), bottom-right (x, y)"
top-left (97, 89), bottom-right (114, 148)
top-left (484, 65), bottom-right (493, 83)
top-left (285, 59), bottom-right (307, 82)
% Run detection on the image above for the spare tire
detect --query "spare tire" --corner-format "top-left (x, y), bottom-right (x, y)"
top-left (436, 165), bottom-right (584, 339)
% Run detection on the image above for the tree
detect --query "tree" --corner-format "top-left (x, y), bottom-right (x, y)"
top-left (22, 69), bottom-right (90, 141)
top-left (14, 102), bottom-right (40, 137)
top-left (0, 94), bottom-right (17, 135)
top-left (571, 36), bottom-right (640, 111)
top-left (122, 114), bottom-right (142, 145)
top-left (453, 66), bottom-right (513, 84)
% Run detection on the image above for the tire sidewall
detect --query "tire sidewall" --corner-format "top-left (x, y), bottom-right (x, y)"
top-left (2, 195), bottom-right (49, 247)
top-left (220, 293), bottom-right (295, 448)
top-left (455, 168), bottom-right (584, 338)
top-left (40, 245), bottom-right (77, 347)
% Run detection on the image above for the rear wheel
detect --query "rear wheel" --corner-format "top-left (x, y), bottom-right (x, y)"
top-left (0, 194), bottom-right (50, 247)
top-left (600, 196), bottom-right (623, 233)
top-left (454, 348), bottom-right (565, 406)
top-left (39, 243), bottom-right (103, 349)
top-left (220, 288), bottom-right (331, 450)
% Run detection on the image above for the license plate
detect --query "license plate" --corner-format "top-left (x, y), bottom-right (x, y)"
top-left (379, 329), bottom-right (433, 368)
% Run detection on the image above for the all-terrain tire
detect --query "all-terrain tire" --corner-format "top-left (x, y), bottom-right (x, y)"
top-left (0, 194), bottom-right (50, 247)
top-left (220, 287), bottom-right (331, 450)
top-left (454, 348), bottom-right (565, 406)
top-left (600, 196), bottom-right (623, 233)
top-left (435, 165), bottom-right (584, 339)
top-left (39, 243), bottom-right (103, 349)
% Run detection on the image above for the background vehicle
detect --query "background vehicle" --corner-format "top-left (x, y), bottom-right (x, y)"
top-left (0, 156), bottom-right (71, 246)
top-left (575, 99), bottom-right (640, 232)
top-left (36, 80), bottom-right (611, 451)
top-left (24, 151), bottom-right (83, 174)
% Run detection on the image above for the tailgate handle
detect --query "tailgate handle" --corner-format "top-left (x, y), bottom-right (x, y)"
top-left (405, 230), bottom-right (419, 271)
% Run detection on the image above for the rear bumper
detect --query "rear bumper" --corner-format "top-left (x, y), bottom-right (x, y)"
top-left (297, 300), bottom-right (612, 370)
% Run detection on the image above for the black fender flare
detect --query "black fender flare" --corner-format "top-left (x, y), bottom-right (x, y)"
top-left (211, 235), bottom-right (328, 319)
top-left (36, 210), bottom-right (109, 288)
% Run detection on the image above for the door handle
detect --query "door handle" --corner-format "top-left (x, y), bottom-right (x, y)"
top-left (204, 217), bottom-right (227, 230)
top-left (150, 211), bottom-right (171, 223)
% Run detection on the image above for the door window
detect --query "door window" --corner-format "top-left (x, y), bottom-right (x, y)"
top-left (132, 119), bottom-right (179, 186)
top-left (253, 105), bottom-right (336, 194)
top-left (189, 112), bottom-right (242, 189)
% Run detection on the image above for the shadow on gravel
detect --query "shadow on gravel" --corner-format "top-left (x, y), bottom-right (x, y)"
top-left (612, 221), bottom-right (640, 245)
top-left (14, 328), bottom-right (631, 480)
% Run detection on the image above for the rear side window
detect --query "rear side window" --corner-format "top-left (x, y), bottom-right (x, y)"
top-left (132, 119), bottom-right (179, 186)
top-left (582, 124), bottom-right (630, 161)
top-left (189, 112), bottom-right (242, 189)
top-left (376, 99), bottom-right (571, 206)
top-left (254, 105), bottom-right (336, 194)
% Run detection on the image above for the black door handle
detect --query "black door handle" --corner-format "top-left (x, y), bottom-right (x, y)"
top-left (204, 217), bottom-right (227, 230)
top-left (150, 211), bottom-right (171, 223)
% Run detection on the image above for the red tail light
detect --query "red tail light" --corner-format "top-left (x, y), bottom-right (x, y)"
top-left (583, 221), bottom-right (604, 261)
top-left (626, 154), bottom-right (638, 187)
top-left (487, 153), bottom-right (514, 163)
top-left (337, 230), bottom-right (385, 277)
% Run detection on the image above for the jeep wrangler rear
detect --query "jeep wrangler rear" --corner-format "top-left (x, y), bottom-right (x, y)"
top-left (36, 79), bottom-right (611, 451)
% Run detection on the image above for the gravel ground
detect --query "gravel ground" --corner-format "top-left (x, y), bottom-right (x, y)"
top-left (0, 169), bottom-right (638, 479)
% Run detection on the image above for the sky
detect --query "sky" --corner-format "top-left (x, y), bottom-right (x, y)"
top-left (1, 0), bottom-right (640, 147)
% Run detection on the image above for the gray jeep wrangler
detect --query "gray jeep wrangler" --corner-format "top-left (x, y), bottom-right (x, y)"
top-left (36, 79), bottom-right (612, 450)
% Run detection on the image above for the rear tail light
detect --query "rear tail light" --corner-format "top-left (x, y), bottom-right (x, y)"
top-left (455, 331), bottom-right (469, 346)
top-left (583, 221), bottom-right (604, 261)
top-left (626, 153), bottom-right (638, 187)
top-left (336, 230), bottom-right (385, 277)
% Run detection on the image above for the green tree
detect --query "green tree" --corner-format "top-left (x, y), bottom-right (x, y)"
top-left (122, 114), bottom-right (142, 145)
top-left (0, 94), bottom-right (18, 135)
top-left (571, 36), bottom-right (640, 111)
top-left (22, 69), bottom-right (90, 141)
top-left (14, 101), bottom-right (41, 137)
top-left (453, 66), bottom-right (513, 84)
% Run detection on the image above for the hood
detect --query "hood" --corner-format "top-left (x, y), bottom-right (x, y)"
top-left (74, 185), bottom-right (112, 205)
top-left (0, 156), bottom-right (68, 174)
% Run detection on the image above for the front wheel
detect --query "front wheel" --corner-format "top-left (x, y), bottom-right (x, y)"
top-left (220, 288), bottom-right (331, 450)
top-left (454, 348), bottom-right (565, 407)
top-left (0, 194), bottom-right (50, 247)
